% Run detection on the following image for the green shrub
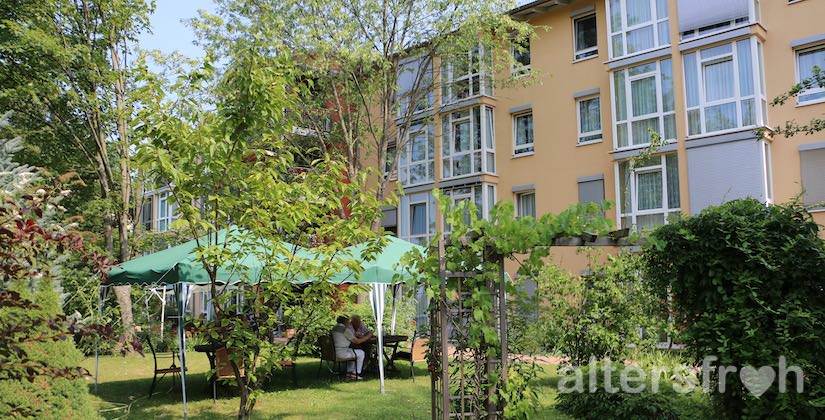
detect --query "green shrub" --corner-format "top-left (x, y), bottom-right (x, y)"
top-left (535, 254), bottom-right (663, 364)
top-left (555, 360), bottom-right (708, 420)
top-left (645, 198), bottom-right (825, 418)
top-left (0, 283), bottom-right (98, 419)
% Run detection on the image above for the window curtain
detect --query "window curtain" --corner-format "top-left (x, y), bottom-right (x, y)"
top-left (666, 154), bottom-right (680, 208)
top-left (519, 193), bottom-right (535, 218)
top-left (799, 47), bottom-right (825, 80)
top-left (411, 203), bottom-right (426, 235)
top-left (626, 0), bottom-right (652, 26)
top-left (736, 40), bottom-right (754, 96)
top-left (704, 58), bottom-right (735, 102)
top-left (579, 98), bottom-right (601, 133)
top-left (516, 115), bottom-right (533, 146)
top-left (636, 170), bottom-right (663, 210)
top-left (627, 26), bottom-right (655, 54)
top-left (631, 76), bottom-right (657, 117)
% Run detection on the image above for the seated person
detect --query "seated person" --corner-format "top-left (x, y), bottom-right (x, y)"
top-left (331, 315), bottom-right (372, 379)
top-left (350, 315), bottom-right (372, 339)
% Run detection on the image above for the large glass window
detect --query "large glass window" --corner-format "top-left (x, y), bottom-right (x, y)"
top-left (513, 112), bottom-right (534, 155)
top-left (618, 154), bottom-right (680, 231)
top-left (607, 0), bottom-right (670, 59)
top-left (574, 13), bottom-right (598, 60)
top-left (443, 184), bottom-right (496, 232)
top-left (516, 191), bottom-right (536, 218)
top-left (577, 96), bottom-right (602, 144)
top-left (683, 38), bottom-right (765, 136)
top-left (441, 46), bottom-right (492, 104)
top-left (141, 200), bottom-right (152, 230)
top-left (157, 192), bottom-right (175, 232)
top-left (612, 58), bottom-right (675, 149)
top-left (796, 44), bottom-right (825, 104)
top-left (398, 122), bottom-right (435, 186)
top-left (397, 57), bottom-right (433, 118)
top-left (441, 106), bottom-right (495, 178)
top-left (400, 192), bottom-right (435, 245)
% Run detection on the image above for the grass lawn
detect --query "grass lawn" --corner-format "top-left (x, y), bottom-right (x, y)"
top-left (81, 354), bottom-right (572, 419)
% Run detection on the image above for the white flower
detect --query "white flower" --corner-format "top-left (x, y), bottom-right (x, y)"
top-left (35, 188), bottom-right (46, 196)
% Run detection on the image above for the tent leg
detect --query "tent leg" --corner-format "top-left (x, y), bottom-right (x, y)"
top-left (94, 286), bottom-right (104, 393)
top-left (176, 283), bottom-right (189, 419)
top-left (390, 284), bottom-right (400, 335)
top-left (160, 289), bottom-right (167, 340)
top-left (370, 283), bottom-right (386, 394)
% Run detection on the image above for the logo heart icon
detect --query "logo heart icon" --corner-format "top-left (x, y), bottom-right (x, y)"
top-left (740, 365), bottom-right (775, 397)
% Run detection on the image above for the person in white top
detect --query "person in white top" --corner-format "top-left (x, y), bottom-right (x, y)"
top-left (330, 315), bottom-right (372, 379)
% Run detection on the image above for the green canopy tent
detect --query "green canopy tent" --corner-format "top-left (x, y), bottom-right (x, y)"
top-left (102, 233), bottom-right (424, 415)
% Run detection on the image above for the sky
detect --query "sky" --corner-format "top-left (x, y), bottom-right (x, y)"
top-left (137, 1), bottom-right (216, 58)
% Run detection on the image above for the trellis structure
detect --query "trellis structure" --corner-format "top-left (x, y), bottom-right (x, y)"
top-left (429, 232), bottom-right (633, 420)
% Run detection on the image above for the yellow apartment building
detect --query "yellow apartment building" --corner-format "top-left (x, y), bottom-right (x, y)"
top-left (375, 0), bottom-right (825, 275)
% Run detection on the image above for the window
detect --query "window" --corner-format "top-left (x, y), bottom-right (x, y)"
top-left (443, 184), bottom-right (495, 232)
top-left (384, 143), bottom-right (397, 177)
top-left (618, 154), bottom-right (680, 231)
top-left (577, 96), bottom-right (602, 144)
top-left (141, 200), bottom-right (152, 230)
top-left (398, 123), bottom-right (435, 186)
top-left (513, 38), bottom-right (531, 75)
top-left (678, 0), bottom-right (759, 40)
top-left (800, 147), bottom-right (825, 208)
top-left (441, 46), bottom-right (492, 104)
top-left (796, 44), bottom-right (825, 104)
top-left (607, 0), bottom-right (670, 59)
top-left (157, 192), bottom-right (174, 232)
top-left (516, 191), bottom-right (536, 218)
top-left (578, 177), bottom-right (605, 204)
top-left (397, 57), bottom-right (433, 117)
top-left (441, 106), bottom-right (496, 178)
top-left (400, 192), bottom-right (435, 245)
top-left (683, 38), bottom-right (765, 136)
top-left (513, 112), bottom-right (534, 155)
top-left (574, 13), bottom-right (598, 60)
top-left (612, 58), bottom-right (675, 149)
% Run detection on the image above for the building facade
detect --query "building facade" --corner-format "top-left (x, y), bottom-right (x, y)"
top-left (379, 0), bottom-right (825, 272)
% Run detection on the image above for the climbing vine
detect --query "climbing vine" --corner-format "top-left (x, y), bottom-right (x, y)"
top-left (404, 190), bottom-right (613, 418)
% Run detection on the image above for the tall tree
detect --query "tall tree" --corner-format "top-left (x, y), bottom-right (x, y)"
top-left (0, 0), bottom-right (154, 350)
top-left (194, 0), bottom-right (537, 217)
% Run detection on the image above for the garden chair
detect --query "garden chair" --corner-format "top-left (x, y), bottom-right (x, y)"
top-left (146, 336), bottom-right (185, 398)
top-left (212, 347), bottom-right (245, 402)
top-left (317, 335), bottom-right (355, 378)
top-left (391, 333), bottom-right (428, 381)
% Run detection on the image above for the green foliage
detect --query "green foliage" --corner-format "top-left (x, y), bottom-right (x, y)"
top-left (404, 190), bottom-right (613, 418)
top-left (757, 66), bottom-right (825, 139)
top-left (644, 198), bottom-right (825, 418)
top-left (537, 252), bottom-right (663, 365)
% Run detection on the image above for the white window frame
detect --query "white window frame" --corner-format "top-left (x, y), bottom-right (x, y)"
top-left (512, 38), bottom-right (531, 77)
top-left (516, 191), bottom-right (536, 218)
top-left (407, 197), bottom-right (431, 245)
top-left (683, 38), bottom-right (765, 138)
top-left (795, 43), bottom-right (825, 106)
top-left (442, 45), bottom-right (492, 105)
top-left (157, 191), bottom-right (172, 232)
top-left (615, 154), bottom-right (680, 231)
top-left (398, 123), bottom-right (435, 187)
top-left (573, 13), bottom-right (599, 61)
top-left (577, 95), bottom-right (603, 145)
top-left (397, 57), bottom-right (434, 118)
top-left (512, 111), bottom-right (534, 156)
top-left (441, 106), bottom-right (496, 179)
top-left (611, 59), bottom-right (675, 150)
top-left (606, 0), bottom-right (670, 60)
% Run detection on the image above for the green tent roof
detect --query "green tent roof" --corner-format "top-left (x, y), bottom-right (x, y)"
top-left (107, 231), bottom-right (424, 286)
top-left (323, 236), bottom-right (424, 285)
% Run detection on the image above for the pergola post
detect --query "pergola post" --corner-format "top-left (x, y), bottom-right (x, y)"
top-left (174, 282), bottom-right (189, 419)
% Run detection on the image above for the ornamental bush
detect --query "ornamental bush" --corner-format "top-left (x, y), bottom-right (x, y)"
top-left (644, 198), bottom-right (825, 418)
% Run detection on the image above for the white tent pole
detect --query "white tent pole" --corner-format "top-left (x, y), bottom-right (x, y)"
top-left (176, 283), bottom-right (189, 419)
top-left (390, 284), bottom-right (400, 335)
top-left (370, 283), bottom-right (386, 394)
top-left (94, 285), bottom-right (105, 393)
top-left (160, 289), bottom-right (167, 340)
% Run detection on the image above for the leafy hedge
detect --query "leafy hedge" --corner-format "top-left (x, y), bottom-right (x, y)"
top-left (645, 199), bottom-right (825, 418)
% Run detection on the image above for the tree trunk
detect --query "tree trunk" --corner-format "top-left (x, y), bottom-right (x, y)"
top-left (111, 37), bottom-right (137, 354)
